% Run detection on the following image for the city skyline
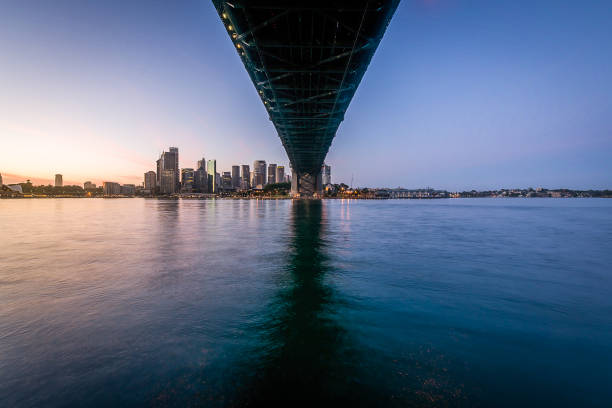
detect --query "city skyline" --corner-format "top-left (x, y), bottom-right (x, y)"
top-left (1, 1), bottom-right (611, 189)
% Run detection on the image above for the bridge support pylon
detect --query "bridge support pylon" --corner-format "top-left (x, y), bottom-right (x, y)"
top-left (291, 171), bottom-right (322, 198)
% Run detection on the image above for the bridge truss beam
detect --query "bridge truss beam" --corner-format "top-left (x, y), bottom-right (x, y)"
top-left (212, 0), bottom-right (399, 196)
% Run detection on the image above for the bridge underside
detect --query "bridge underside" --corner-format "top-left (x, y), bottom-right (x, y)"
top-left (212, 0), bottom-right (399, 196)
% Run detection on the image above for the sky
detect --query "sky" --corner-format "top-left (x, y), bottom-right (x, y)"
top-left (1, 0), bottom-right (611, 190)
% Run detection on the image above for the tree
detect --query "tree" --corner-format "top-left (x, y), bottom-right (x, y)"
top-left (263, 182), bottom-right (290, 194)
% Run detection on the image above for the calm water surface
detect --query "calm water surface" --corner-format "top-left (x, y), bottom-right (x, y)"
top-left (1, 198), bottom-right (611, 407)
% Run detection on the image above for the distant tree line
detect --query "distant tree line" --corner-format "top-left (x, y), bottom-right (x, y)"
top-left (17, 181), bottom-right (103, 196)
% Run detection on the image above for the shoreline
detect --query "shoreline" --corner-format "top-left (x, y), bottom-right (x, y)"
top-left (2, 195), bottom-right (611, 200)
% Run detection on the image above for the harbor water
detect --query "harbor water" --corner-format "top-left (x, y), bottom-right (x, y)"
top-left (1, 198), bottom-right (611, 407)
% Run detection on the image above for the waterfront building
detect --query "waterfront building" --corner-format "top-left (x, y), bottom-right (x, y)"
top-left (276, 166), bottom-right (285, 184)
top-left (55, 174), bottom-right (63, 187)
top-left (102, 182), bottom-right (121, 196)
top-left (322, 164), bottom-right (331, 185)
top-left (160, 169), bottom-right (177, 194)
top-left (207, 160), bottom-right (217, 193)
top-left (120, 184), bottom-right (135, 196)
top-left (216, 172), bottom-right (221, 189)
top-left (157, 147), bottom-right (179, 191)
top-left (268, 163), bottom-right (277, 185)
top-left (252, 160), bottom-right (266, 188)
top-left (231, 166), bottom-right (240, 188)
top-left (7, 184), bottom-right (23, 193)
top-left (181, 168), bottom-right (195, 193)
top-left (285, 174), bottom-right (291, 183)
top-left (0, 173), bottom-right (3, 186)
top-left (241, 165), bottom-right (250, 190)
top-left (144, 171), bottom-right (156, 193)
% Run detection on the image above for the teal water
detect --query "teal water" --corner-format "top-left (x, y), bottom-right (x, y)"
top-left (1, 198), bottom-right (611, 407)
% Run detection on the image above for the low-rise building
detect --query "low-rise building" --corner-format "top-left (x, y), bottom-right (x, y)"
top-left (120, 184), bottom-right (135, 196)
top-left (103, 182), bottom-right (121, 196)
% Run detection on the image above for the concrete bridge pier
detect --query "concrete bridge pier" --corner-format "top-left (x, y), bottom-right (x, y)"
top-left (291, 171), bottom-right (322, 198)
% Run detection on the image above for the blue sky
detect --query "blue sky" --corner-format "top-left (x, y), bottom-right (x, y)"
top-left (1, 0), bottom-right (610, 189)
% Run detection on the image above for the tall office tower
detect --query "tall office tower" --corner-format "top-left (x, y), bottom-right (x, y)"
top-left (194, 168), bottom-right (207, 193)
top-left (216, 172), bottom-right (221, 189)
top-left (231, 166), bottom-right (240, 188)
top-left (285, 174), bottom-right (291, 183)
top-left (144, 171), bottom-right (156, 193)
top-left (267, 163), bottom-right (277, 185)
top-left (240, 164), bottom-right (250, 190)
top-left (276, 166), bottom-right (285, 184)
top-left (252, 160), bottom-right (266, 188)
top-left (322, 164), bottom-right (331, 185)
top-left (181, 168), bottom-right (195, 193)
top-left (55, 174), bottom-right (63, 187)
top-left (207, 160), bottom-right (217, 193)
top-left (157, 147), bottom-right (179, 191)
top-left (222, 172), bottom-right (232, 189)
top-left (160, 169), bottom-right (177, 194)
top-left (197, 158), bottom-right (206, 171)
top-left (194, 158), bottom-right (207, 193)
top-left (169, 147), bottom-right (179, 190)
top-left (0, 173), bottom-right (3, 186)
top-left (156, 158), bottom-right (162, 185)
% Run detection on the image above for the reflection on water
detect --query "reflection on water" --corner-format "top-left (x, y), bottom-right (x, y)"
top-left (232, 200), bottom-right (369, 406)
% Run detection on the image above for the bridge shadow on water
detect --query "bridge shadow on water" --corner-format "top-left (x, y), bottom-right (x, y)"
top-left (229, 200), bottom-right (381, 407)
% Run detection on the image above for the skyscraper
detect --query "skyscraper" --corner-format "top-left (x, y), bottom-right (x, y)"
top-left (181, 168), bottom-right (195, 193)
top-left (169, 147), bottom-right (179, 190)
top-left (207, 160), bottom-right (217, 193)
top-left (0, 173), bottom-right (3, 186)
top-left (194, 170), bottom-right (207, 193)
top-left (197, 158), bottom-right (206, 171)
top-left (222, 172), bottom-right (232, 189)
top-left (156, 158), bottom-right (161, 185)
top-left (252, 160), bottom-right (266, 188)
top-left (322, 164), bottom-right (331, 185)
top-left (231, 165), bottom-right (240, 188)
top-left (144, 171), bottom-right (156, 193)
top-left (55, 174), bottom-right (63, 187)
top-left (240, 164), bottom-right (250, 190)
top-left (160, 170), bottom-right (177, 194)
top-left (268, 163), bottom-right (277, 185)
top-left (276, 166), bottom-right (285, 184)
top-left (157, 147), bottom-right (179, 191)
top-left (194, 158), bottom-right (207, 193)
